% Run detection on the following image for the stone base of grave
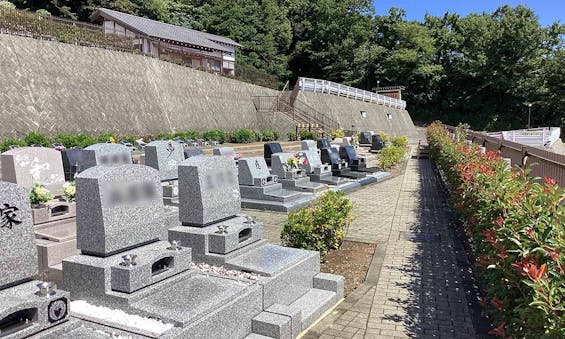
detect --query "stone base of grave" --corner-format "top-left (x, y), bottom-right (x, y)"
top-left (169, 215), bottom-right (264, 265)
top-left (278, 177), bottom-right (327, 194)
top-left (0, 281), bottom-right (71, 339)
top-left (352, 164), bottom-right (381, 173)
top-left (163, 196), bottom-right (179, 207)
top-left (331, 167), bottom-right (367, 179)
top-left (32, 201), bottom-right (76, 226)
top-left (239, 184), bottom-right (316, 212)
top-left (308, 172), bottom-right (349, 186)
top-left (34, 219), bottom-right (78, 287)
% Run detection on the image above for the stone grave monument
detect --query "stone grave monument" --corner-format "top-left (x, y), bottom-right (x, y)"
top-left (320, 147), bottom-right (366, 179)
top-left (168, 156), bottom-right (344, 337)
top-left (61, 148), bottom-right (86, 181)
top-left (238, 157), bottom-right (316, 212)
top-left (63, 164), bottom-right (265, 338)
top-left (213, 147), bottom-right (241, 162)
top-left (298, 150), bottom-right (351, 187)
top-left (359, 131), bottom-right (374, 146)
top-left (264, 142), bottom-right (283, 166)
top-left (184, 147), bottom-right (204, 159)
top-left (0, 181), bottom-right (71, 338)
top-left (301, 140), bottom-right (319, 153)
top-left (370, 134), bottom-right (386, 152)
top-left (316, 138), bottom-right (332, 150)
top-left (339, 146), bottom-right (391, 182)
top-left (1, 147), bottom-right (77, 286)
top-left (144, 140), bottom-right (185, 206)
top-left (270, 153), bottom-right (326, 193)
top-left (1, 147), bottom-right (66, 196)
top-left (81, 143), bottom-right (133, 170)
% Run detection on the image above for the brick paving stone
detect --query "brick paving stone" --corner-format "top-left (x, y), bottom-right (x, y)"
top-left (304, 148), bottom-right (478, 338)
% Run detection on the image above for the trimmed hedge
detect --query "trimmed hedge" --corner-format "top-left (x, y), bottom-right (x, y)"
top-left (428, 122), bottom-right (565, 338)
top-left (378, 145), bottom-right (406, 169)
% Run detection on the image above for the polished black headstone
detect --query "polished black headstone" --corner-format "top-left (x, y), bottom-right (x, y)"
top-left (264, 142), bottom-right (283, 166)
top-left (316, 138), bottom-right (332, 150)
top-left (61, 148), bottom-right (86, 180)
top-left (371, 134), bottom-right (386, 151)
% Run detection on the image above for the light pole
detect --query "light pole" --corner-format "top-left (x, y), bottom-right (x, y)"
top-left (376, 80), bottom-right (380, 92)
top-left (527, 103), bottom-right (532, 129)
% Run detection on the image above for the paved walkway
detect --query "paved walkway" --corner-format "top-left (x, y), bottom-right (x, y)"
top-left (247, 149), bottom-right (479, 338)
top-left (304, 153), bottom-right (477, 338)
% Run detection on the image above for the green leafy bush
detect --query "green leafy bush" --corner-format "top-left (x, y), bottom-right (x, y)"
top-left (281, 191), bottom-right (353, 257)
top-left (377, 131), bottom-right (390, 142)
top-left (35, 9), bottom-right (51, 16)
top-left (378, 145), bottom-right (405, 169)
top-left (97, 132), bottom-right (117, 143)
top-left (202, 129), bottom-right (226, 143)
top-left (0, 1), bottom-right (15, 9)
top-left (299, 129), bottom-right (317, 140)
top-left (24, 132), bottom-right (51, 147)
top-left (230, 129), bottom-right (255, 143)
top-left (74, 133), bottom-right (97, 148)
top-left (287, 131), bottom-right (297, 141)
top-left (260, 129), bottom-right (279, 142)
top-left (157, 132), bottom-right (174, 140)
top-left (122, 135), bottom-right (137, 144)
top-left (330, 129), bottom-right (345, 138)
top-left (174, 130), bottom-right (201, 140)
top-left (0, 138), bottom-right (26, 152)
top-left (54, 133), bottom-right (78, 148)
top-left (427, 122), bottom-right (565, 338)
top-left (390, 136), bottom-right (408, 148)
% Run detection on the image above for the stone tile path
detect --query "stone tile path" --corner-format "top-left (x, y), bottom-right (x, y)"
top-left (304, 153), bottom-right (477, 338)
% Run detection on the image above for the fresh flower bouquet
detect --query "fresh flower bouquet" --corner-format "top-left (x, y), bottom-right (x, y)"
top-left (30, 182), bottom-right (53, 206)
top-left (63, 182), bottom-right (76, 202)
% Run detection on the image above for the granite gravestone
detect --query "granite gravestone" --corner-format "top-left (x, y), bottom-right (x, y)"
top-left (263, 143), bottom-right (283, 166)
top-left (184, 148), bottom-right (205, 158)
top-left (271, 153), bottom-right (326, 193)
top-left (298, 150), bottom-right (348, 186)
top-left (316, 138), bottom-right (331, 150)
top-left (0, 181), bottom-right (37, 288)
top-left (1, 147), bottom-right (66, 196)
top-left (145, 140), bottom-right (185, 182)
top-left (75, 164), bottom-right (165, 256)
top-left (371, 134), bottom-right (386, 152)
top-left (238, 157), bottom-right (278, 186)
top-left (0, 181), bottom-right (71, 338)
top-left (213, 147), bottom-right (240, 160)
top-left (300, 140), bottom-right (318, 151)
top-left (359, 132), bottom-right (373, 145)
top-left (81, 143), bottom-right (133, 170)
top-left (61, 148), bottom-right (86, 180)
top-left (321, 148), bottom-right (366, 179)
top-left (178, 156), bottom-right (240, 226)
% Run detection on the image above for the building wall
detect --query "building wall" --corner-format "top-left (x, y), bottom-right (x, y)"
top-left (0, 34), bottom-right (416, 139)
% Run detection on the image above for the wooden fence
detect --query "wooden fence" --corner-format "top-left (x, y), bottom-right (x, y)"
top-left (445, 125), bottom-right (565, 186)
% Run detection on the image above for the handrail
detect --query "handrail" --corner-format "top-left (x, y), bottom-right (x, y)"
top-left (298, 77), bottom-right (407, 109)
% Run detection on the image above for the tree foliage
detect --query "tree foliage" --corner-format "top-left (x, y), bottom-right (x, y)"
top-left (7, 1), bottom-right (564, 130)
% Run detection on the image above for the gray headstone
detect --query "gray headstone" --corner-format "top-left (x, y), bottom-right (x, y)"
top-left (301, 140), bottom-right (317, 151)
top-left (178, 156), bottom-right (240, 226)
top-left (300, 150), bottom-right (323, 171)
top-left (213, 147), bottom-right (236, 157)
top-left (75, 164), bottom-right (165, 256)
top-left (0, 181), bottom-right (38, 288)
top-left (82, 143), bottom-right (133, 170)
top-left (1, 147), bottom-right (66, 196)
top-left (271, 153), bottom-right (305, 178)
top-left (144, 140), bottom-right (185, 181)
top-left (184, 148), bottom-right (205, 158)
top-left (238, 157), bottom-right (272, 186)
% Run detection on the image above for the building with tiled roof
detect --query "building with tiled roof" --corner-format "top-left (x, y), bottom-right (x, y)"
top-left (90, 8), bottom-right (241, 75)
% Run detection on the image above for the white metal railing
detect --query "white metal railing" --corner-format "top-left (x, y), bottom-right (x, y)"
top-left (298, 77), bottom-right (407, 109)
top-left (487, 127), bottom-right (561, 147)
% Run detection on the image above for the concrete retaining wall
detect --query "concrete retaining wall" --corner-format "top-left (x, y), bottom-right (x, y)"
top-left (0, 34), bottom-right (416, 139)
top-left (296, 92), bottom-right (418, 137)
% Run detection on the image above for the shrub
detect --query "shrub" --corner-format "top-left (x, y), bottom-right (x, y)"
top-left (202, 129), bottom-right (227, 143)
top-left (36, 9), bottom-right (51, 16)
top-left (121, 135), bottom-right (137, 144)
top-left (0, 138), bottom-right (26, 152)
top-left (157, 132), bottom-right (174, 140)
top-left (330, 129), bottom-right (345, 138)
top-left (230, 129), bottom-right (255, 143)
top-left (260, 129), bottom-right (279, 142)
top-left (390, 136), bottom-right (408, 148)
top-left (427, 121), bottom-right (565, 338)
top-left (378, 145), bottom-right (405, 169)
top-left (174, 130), bottom-right (201, 140)
top-left (24, 132), bottom-right (50, 147)
top-left (97, 132), bottom-right (117, 143)
top-left (299, 129), bottom-right (317, 140)
top-left (74, 133), bottom-right (97, 148)
top-left (281, 190), bottom-right (353, 257)
top-left (54, 133), bottom-right (79, 148)
top-left (287, 131), bottom-right (297, 141)
top-left (377, 131), bottom-right (390, 142)
top-left (0, 1), bottom-right (15, 9)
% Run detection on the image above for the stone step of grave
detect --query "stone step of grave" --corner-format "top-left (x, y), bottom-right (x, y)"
top-left (241, 194), bottom-right (316, 212)
top-left (330, 181), bottom-right (362, 192)
top-left (264, 188), bottom-right (307, 203)
top-left (225, 244), bottom-right (320, 308)
top-left (36, 238), bottom-right (79, 270)
top-left (279, 178), bottom-right (327, 194)
top-left (251, 312), bottom-right (292, 339)
top-left (34, 219), bottom-right (77, 242)
top-left (286, 288), bottom-right (339, 332)
top-left (129, 274), bottom-right (263, 339)
top-left (46, 263), bottom-right (63, 288)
